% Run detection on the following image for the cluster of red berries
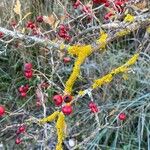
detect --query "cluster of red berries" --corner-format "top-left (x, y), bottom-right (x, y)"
top-left (24, 63), bottom-right (33, 79)
top-left (18, 84), bottom-right (29, 97)
top-left (53, 94), bottom-right (73, 115)
top-left (88, 101), bottom-right (99, 113)
top-left (26, 16), bottom-right (43, 36)
top-left (0, 32), bottom-right (4, 38)
top-left (0, 105), bottom-right (5, 117)
top-left (73, 0), bottom-right (92, 21)
top-left (73, 0), bottom-right (81, 9)
top-left (15, 125), bottom-right (26, 144)
top-left (92, 0), bottom-right (128, 20)
top-left (58, 24), bottom-right (71, 41)
top-left (17, 63), bottom-right (33, 98)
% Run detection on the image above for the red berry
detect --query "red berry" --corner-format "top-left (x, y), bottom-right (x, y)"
top-left (53, 95), bottom-right (63, 106)
top-left (0, 32), bottom-right (4, 38)
top-left (73, 0), bottom-right (81, 9)
top-left (115, 0), bottom-right (124, 6)
top-left (24, 63), bottom-right (32, 71)
top-left (118, 113), bottom-right (126, 121)
top-left (36, 16), bottom-right (43, 23)
top-left (26, 21), bottom-right (33, 28)
top-left (18, 86), bottom-right (24, 93)
top-left (24, 84), bottom-right (29, 92)
top-left (0, 105), bottom-right (5, 117)
top-left (18, 84), bottom-right (29, 93)
top-left (58, 31), bottom-right (67, 38)
top-left (65, 35), bottom-right (71, 41)
top-left (104, 12), bottom-right (114, 20)
top-left (59, 24), bottom-right (66, 31)
top-left (104, 2), bottom-right (110, 7)
top-left (82, 6), bottom-right (91, 14)
top-left (93, 0), bottom-right (107, 4)
top-left (15, 138), bottom-right (22, 144)
top-left (88, 101), bottom-right (99, 113)
top-left (24, 70), bottom-right (33, 79)
top-left (26, 21), bottom-right (36, 29)
top-left (62, 105), bottom-right (73, 115)
top-left (63, 95), bottom-right (73, 103)
top-left (20, 92), bottom-right (27, 97)
top-left (63, 57), bottom-right (71, 63)
top-left (18, 125), bottom-right (26, 133)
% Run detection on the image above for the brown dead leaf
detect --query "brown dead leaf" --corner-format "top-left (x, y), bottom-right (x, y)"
top-left (43, 15), bottom-right (59, 29)
top-left (134, 0), bottom-right (148, 9)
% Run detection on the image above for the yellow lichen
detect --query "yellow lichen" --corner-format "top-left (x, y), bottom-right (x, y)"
top-left (68, 45), bottom-right (81, 56)
top-left (39, 111), bottom-right (59, 124)
top-left (56, 112), bottom-right (65, 150)
top-left (92, 74), bottom-right (113, 89)
top-left (92, 53), bottom-right (139, 89)
top-left (125, 53), bottom-right (139, 66)
top-left (65, 45), bottom-right (92, 94)
top-left (78, 90), bottom-right (85, 96)
top-left (124, 14), bottom-right (134, 23)
top-left (116, 29), bottom-right (130, 37)
top-left (97, 32), bottom-right (108, 49)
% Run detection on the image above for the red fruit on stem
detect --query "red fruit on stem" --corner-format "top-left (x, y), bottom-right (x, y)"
top-left (0, 105), bottom-right (5, 117)
top-left (24, 63), bottom-right (32, 71)
top-left (20, 92), bottom-right (27, 97)
top-left (36, 16), bottom-right (43, 23)
top-left (65, 35), bottom-right (71, 41)
top-left (115, 0), bottom-right (124, 6)
top-left (88, 101), bottom-right (99, 113)
top-left (18, 86), bottom-right (24, 93)
top-left (104, 2), bottom-right (110, 7)
top-left (15, 138), bottom-right (22, 144)
top-left (26, 21), bottom-right (33, 28)
top-left (18, 125), bottom-right (26, 133)
top-left (63, 57), bottom-right (71, 63)
top-left (18, 84), bottom-right (29, 93)
top-left (58, 31), bottom-right (67, 38)
top-left (53, 95), bottom-right (63, 106)
top-left (24, 84), bottom-right (29, 92)
top-left (118, 113), bottom-right (126, 121)
top-left (63, 95), bottom-right (72, 103)
top-left (0, 32), bottom-right (4, 38)
top-left (62, 105), bottom-right (73, 115)
top-left (59, 24), bottom-right (66, 31)
top-left (93, 0), bottom-right (107, 4)
top-left (82, 6), bottom-right (91, 13)
top-left (73, 0), bottom-right (81, 9)
top-left (104, 12), bottom-right (114, 20)
top-left (24, 70), bottom-right (33, 79)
